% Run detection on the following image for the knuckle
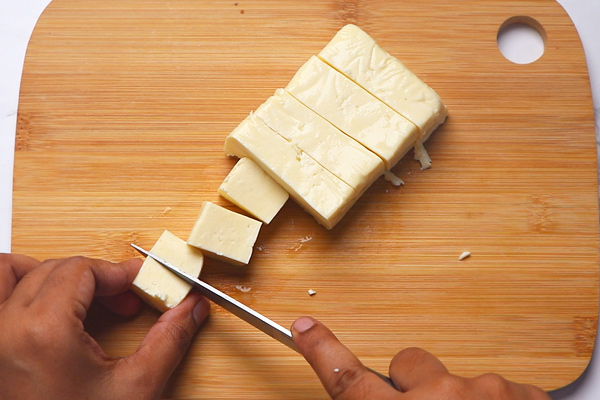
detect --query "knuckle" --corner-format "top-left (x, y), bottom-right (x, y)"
top-left (527, 385), bottom-right (551, 399)
top-left (40, 257), bottom-right (59, 266)
top-left (432, 373), bottom-right (468, 396)
top-left (330, 365), bottom-right (369, 400)
top-left (55, 256), bottom-right (94, 283)
top-left (392, 347), bottom-right (431, 368)
top-left (62, 256), bottom-right (91, 270)
top-left (44, 257), bottom-right (86, 278)
top-left (24, 316), bottom-right (60, 348)
top-left (115, 360), bottom-right (163, 399)
top-left (162, 321), bottom-right (193, 357)
top-left (474, 373), bottom-right (512, 396)
top-left (0, 253), bottom-right (10, 265)
top-left (7, 313), bottom-right (65, 363)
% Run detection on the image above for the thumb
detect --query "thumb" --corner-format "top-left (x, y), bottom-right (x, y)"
top-left (291, 317), bottom-right (397, 400)
top-left (113, 293), bottom-right (210, 396)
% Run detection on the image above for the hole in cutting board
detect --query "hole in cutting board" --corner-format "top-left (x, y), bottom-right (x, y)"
top-left (497, 16), bottom-right (546, 64)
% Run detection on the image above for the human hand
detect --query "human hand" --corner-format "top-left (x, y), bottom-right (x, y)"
top-left (0, 253), bottom-right (210, 400)
top-left (291, 316), bottom-right (550, 400)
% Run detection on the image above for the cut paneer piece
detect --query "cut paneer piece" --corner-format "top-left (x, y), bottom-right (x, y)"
top-left (318, 24), bottom-right (447, 157)
top-left (132, 230), bottom-right (204, 312)
top-left (188, 201), bottom-right (262, 266)
top-left (219, 157), bottom-right (289, 224)
top-left (255, 88), bottom-right (385, 194)
top-left (224, 114), bottom-right (357, 229)
top-left (285, 55), bottom-right (419, 170)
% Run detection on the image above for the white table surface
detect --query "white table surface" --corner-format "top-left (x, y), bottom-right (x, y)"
top-left (1, 0), bottom-right (598, 397)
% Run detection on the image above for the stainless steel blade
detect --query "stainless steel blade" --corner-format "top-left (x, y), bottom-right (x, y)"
top-left (131, 243), bottom-right (297, 352)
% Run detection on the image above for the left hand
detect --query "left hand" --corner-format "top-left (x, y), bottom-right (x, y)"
top-left (0, 253), bottom-right (210, 400)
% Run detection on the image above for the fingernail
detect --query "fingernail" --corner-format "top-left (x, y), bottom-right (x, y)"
top-left (292, 316), bottom-right (315, 333)
top-left (192, 297), bottom-right (210, 326)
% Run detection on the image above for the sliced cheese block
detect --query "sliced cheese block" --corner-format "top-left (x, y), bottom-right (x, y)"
top-left (132, 230), bottom-right (204, 312)
top-left (255, 88), bottom-right (385, 194)
top-left (318, 24), bottom-right (447, 146)
top-left (188, 201), bottom-right (262, 266)
top-left (224, 114), bottom-right (357, 229)
top-left (285, 55), bottom-right (419, 170)
top-left (219, 157), bottom-right (289, 224)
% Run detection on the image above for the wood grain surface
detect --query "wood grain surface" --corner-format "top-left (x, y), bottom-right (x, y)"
top-left (12, 0), bottom-right (598, 396)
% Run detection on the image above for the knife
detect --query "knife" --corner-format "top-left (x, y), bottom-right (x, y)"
top-left (131, 243), bottom-right (395, 388)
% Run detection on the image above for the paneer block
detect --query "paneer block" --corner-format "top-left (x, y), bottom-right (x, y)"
top-left (318, 24), bottom-right (447, 167)
top-left (255, 88), bottom-right (385, 194)
top-left (224, 114), bottom-right (358, 229)
top-left (285, 55), bottom-right (419, 170)
top-left (132, 230), bottom-right (204, 312)
top-left (187, 201), bottom-right (262, 265)
top-left (219, 157), bottom-right (289, 224)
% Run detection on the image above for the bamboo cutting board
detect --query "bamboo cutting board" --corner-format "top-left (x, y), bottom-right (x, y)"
top-left (12, 0), bottom-right (598, 396)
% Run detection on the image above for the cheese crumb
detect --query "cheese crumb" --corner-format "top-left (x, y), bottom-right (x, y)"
top-left (299, 235), bottom-right (313, 243)
top-left (290, 242), bottom-right (303, 252)
top-left (414, 141), bottom-right (432, 170)
top-left (383, 170), bottom-right (404, 186)
top-left (308, 289), bottom-right (317, 296)
top-left (459, 251), bottom-right (471, 261)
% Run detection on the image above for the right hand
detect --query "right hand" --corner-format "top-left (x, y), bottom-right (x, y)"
top-left (291, 316), bottom-right (550, 400)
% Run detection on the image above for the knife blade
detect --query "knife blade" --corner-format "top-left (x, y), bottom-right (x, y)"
top-left (131, 243), bottom-right (395, 388)
top-left (131, 243), bottom-right (297, 352)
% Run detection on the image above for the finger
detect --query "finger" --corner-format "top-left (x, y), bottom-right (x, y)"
top-left (0, 253), bottom-right (41, 302)
top-left (114, 293), bottom-right (210, 396)
top-left (31, 257), bottom-right (142, 321)
top-left (6, 258), bottom-right (61, 306)
top-left (97, 290), bottom-right (142, 317)
top-left (389, 347), bottom-right (449, 392)
top-left (471, 373), bottom-right (551, 400)
top-left (523, 383), bottom-right (551, 399)
top-left (291, 317), bottom-right (399, 399)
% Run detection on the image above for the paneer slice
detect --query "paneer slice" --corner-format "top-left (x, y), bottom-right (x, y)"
top-left (224, 114), bottom-right (357, 229)
top-left (318, 24), bottom-right (448, 158)
top-left (219, 157), bottom-right (289, 224)
top-left (132, 230), bottom-right (204, 312)
top-left (255, 88), bottom-right (385, 194)
top-left (285, 55), bottom-right (419, 170)
top-left (187, 201), bottom-right (262, 266)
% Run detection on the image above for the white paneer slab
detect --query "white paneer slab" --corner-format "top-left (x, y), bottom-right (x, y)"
top-left (224, 114), bottom-right (357, 229)
top-left (285, 55), bottom-right (419, 170)
top-left (318, 24), bottom-right (448, 143)
top-left (188, 201), bottom-right (262, 266)
top-left (132, 230), bottom-right (204, 312)
top-left (219, 157), bottom-right (289, 224)
top-left (255, 88), bottom-right (385, 194)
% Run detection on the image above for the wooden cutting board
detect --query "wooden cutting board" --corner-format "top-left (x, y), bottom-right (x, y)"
top-left (12, 0), bottom-right (598, 396)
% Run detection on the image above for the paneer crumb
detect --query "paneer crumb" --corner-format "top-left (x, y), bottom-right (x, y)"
top-left (414, 142), bottom-right (432, 170)
top-left (458, 251), bottom-right (471, 261)
top-left (299, 235), bottom-right (313, 243)
top-left (383, 170), bottom-right (404, 186)
top-left (308, 289), bottom-right (317, 296)
top-left (160, 206), bottom-right (172, 216)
